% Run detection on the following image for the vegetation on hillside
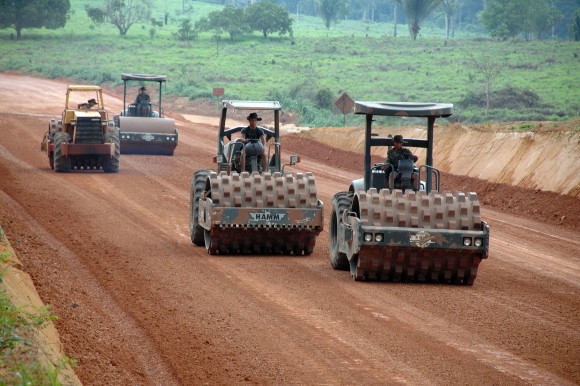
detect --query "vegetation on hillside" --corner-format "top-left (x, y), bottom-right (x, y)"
top-left (0, 0), bottom-right (578, 126)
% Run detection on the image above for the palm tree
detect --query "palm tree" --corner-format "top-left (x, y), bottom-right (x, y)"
top-left (398, 0), bottom-right (443, 40)
top-left (316, 0), bottom-right (347, 29)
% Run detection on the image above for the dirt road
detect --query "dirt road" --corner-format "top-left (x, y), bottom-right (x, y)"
top-left (0, 74), bottom-right (579, 385)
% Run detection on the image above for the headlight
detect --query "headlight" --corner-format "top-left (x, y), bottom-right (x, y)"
top-left (375, 234), bottom-right (383, 242)
top-left (364, 233), bottom-right (373, 242)
top-left (474, 238), bottom-right (483, 247)
top-left (463, 237), bottom-right (472, 246)
top-left (289, 155), bottom-right (300, 165)
top-left (216, 155), bottom-right (224, 163)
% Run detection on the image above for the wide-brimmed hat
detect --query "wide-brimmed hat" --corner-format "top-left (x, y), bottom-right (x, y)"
top-left (393, 134), bottom-right (407, 144)
top-left (247, 112), bottom-right (262, 121)
top-left (88, 98), bottom-right (97, 104)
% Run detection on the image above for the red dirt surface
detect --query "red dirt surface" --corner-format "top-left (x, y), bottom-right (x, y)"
top-left (0, 74), bottom-right (579, 385)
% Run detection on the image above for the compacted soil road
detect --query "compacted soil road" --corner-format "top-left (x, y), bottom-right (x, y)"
top-left (0, 74), bottom-right (579, 385)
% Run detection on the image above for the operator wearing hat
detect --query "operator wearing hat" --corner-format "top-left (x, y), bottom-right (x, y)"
top-left (383, 134), bottom-right (419, 189)
top-left (78, 98), bottom-right (97, 110)
top-left (134, 86), bottom-right (151, 116)
top-left (241, 112), bottom-right (267, 171)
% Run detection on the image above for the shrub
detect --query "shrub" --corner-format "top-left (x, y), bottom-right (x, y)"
top-left (460, 85), bottom-right (543, 109)
top-left (314, 87), bottom-right (334, 109)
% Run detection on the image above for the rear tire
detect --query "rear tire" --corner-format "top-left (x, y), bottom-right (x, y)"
top-left (53, 132), bottom-right (71, 172)
top-left (190, 169), bottom-right (210, 246)
top-left (329, 192), bottom-right (351, 270)
top-left (103, 130), bottom-right (120, 173)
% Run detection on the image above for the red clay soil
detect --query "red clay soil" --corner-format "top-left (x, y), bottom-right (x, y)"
top-left (0, 74), bottom-right (579, 386)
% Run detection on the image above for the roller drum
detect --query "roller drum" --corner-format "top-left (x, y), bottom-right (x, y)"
top-left (203, 171), bottom-right (322, 255)
top-left (117, 116), bottom-right (176, 134)
top-left (351, 189), bottom-right (487, 284)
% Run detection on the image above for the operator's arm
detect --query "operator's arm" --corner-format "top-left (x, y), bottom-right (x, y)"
top-left (240, 128), bottom-right (248, 144)
top-left (386, 148), bottom-right (397, 166)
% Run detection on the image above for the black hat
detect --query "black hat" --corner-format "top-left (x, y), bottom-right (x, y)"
top-left (88, 98), bottom-right (97, 104)
top-left (140, 86), bottom-right (147, 91)
top-left (247, 112), bottom-right (262, 121)
top-left (393, 134), bottom-right (407, 144)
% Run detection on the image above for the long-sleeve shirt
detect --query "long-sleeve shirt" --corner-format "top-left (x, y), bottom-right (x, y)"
top-left (386, 147), bottom-right (415, 170)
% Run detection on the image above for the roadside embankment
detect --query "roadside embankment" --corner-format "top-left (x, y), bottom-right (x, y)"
top-left (296, 120), bottom-right (580, 196)
top-left (0, 226), bottom-right (82, 385)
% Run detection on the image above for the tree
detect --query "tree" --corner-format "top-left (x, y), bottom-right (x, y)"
top-left (393, 0), bottom-right (399, 37)
top-left (522, 0), bottom-right (552, 40)
top-left (357, 0), bottom-right (379, 22)
top-left (85, 0), bottom-right (151, 36)
top-left (174, 19), bottom-right (196, 41)
top-left (467, 51), bottom-right (503, 111)
top-left (441, 0), bottom-right (461, 39)
top-left (246, 0), bottom-right (294, 38)
top-left (478, 0), bottom-right (521, 39)
top-left (398, 0), bottom-right (443, 40)
top-left (195, 5), bottom-right (249, 42)
top-left (478, 0), bottom-right (553, 40)
top-left (315, 0), bottom-right (348, 30)
top-left (0, 0), bottom-right (70, 39)
top-left (570, 8), bottom-right (580, 41)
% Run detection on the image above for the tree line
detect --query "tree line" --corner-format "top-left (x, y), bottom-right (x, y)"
top-left (0, 0), bottom-right (579, 41)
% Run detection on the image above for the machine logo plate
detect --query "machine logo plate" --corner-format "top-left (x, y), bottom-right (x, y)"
top-left (249, 212), bottom-right (287, 222)
top-left (142, 134), bottom-right (155, 141)
top-left (410, 231), bottom-right (436, 248)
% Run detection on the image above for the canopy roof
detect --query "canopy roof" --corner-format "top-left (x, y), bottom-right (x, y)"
top-left (121, 74), bottom-right (168, 82)
top-left (354, 101), bottom-right (453, 118)
top-left (222, 100), bottom-right (281, 111)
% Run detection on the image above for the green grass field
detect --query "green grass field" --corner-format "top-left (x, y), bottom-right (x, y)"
top-left (0, 0), bottom-right (578, 125)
